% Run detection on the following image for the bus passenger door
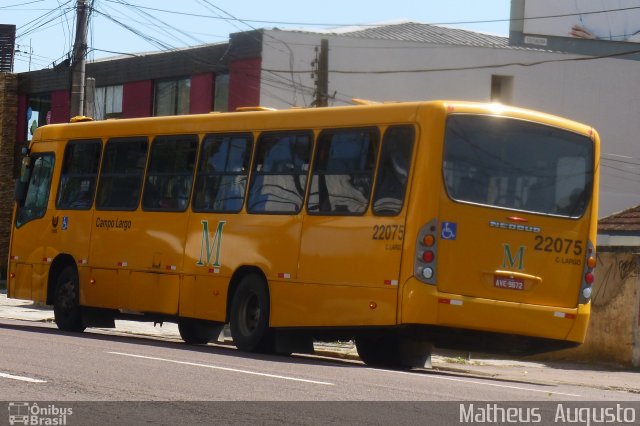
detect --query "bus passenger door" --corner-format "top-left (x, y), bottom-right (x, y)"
top-left (9, 152), bottom-right (56, 302)
top-left (182, 131), bottom-right (307, 323)
top-left (286, 125), bottom-right (415, 328)
top-left (294, 215), bottom-right (405, 327)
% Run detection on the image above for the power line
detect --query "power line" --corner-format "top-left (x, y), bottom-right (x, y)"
top-left (16, 1), bottom-right (73, 39)
top-left (263, 47), bottom-right (640, 75)
top-left (104, 0), bottom-right (206, 47)
top-left (602, 152), bottom-right (640, 164)
top-left (88, 3), bottom-right (237, 72)
top-left (0, 0), bottom-right (45, 10)
top-left (89, 47), bottom-right (138, 57)
top-left (601, 165), bottom-right (640, 181)
top-left (55, 0), bottom-right (73, 63)
top-left (99, 1), bottom-right (640, 29)
top-left (91, 8), bottom-right (174, 51)
top-left (14, 0), bottom-right (640, 86)
top-left (602, 157), bottom-right (640, 169)
top-left (102, 0), bottom-right (377, 27)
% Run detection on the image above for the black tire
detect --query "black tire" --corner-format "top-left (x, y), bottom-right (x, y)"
top-left (355, 335), bottom-right (403, 368)
top-left (53, 266), bottom-right (85, 332)
top-left (229, 274), bottom-right (273, 353)
top-left (178, 319), bottom-right (223, 345)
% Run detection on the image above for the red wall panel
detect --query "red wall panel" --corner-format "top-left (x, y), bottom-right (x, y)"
top-left (50, 90), bottom-right (70, 124)
top-left (190, 73), bottom-right (214, 114)
top-left (229, 57), bottom-right (261, 111)
top-left (122, 80), bottom-right (153, 118)
top-left (16, 94), bottom-right (27, 143)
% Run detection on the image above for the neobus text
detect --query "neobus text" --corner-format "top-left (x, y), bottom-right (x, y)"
top-left (489, 221), bottom-right (541, 233)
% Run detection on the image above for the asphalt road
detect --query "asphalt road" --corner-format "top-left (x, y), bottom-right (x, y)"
top-left (1, 318), bottom-right (639, 425)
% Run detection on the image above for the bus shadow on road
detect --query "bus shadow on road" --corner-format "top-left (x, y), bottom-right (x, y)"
top-left (0, 319), bottom-right (593, 391)
top-left (0, 320), bottom-right (360, 370)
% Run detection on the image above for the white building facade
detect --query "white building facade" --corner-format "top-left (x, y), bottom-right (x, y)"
top-left (257, 24), bottom-right (640, 217)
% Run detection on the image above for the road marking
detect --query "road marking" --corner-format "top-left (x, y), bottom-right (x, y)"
top-left (368, 368), bottom-right (582, 397)
top-left (107, 351), bottom-right (334, 386)
top-left (0, 372), bottom-right (46, 383)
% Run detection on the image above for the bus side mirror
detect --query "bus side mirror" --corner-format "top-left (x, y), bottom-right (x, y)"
top-left (14, 156), bottom-right (31, 207)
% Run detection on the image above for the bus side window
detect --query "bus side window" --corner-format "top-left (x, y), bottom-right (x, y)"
top-left (247, 131), bottom-right (312, 214)
top-left (15, 153), bottom-right (55, 228)
top-left (192, 133), bottom-right (252, 213)
top-left (307, 127), bottom-right (379, 215)
top-left (96, 137), bottom-right (148, 210)
top-left (56, 139), bottom-right (102, 210)
top-left (372, 125), bottom-right (415, 216)
top-left (142, 135), bottom-right (197, 212)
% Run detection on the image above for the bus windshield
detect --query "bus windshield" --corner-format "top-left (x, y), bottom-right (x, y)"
top-left (443, 114), bottom-right (594, 218)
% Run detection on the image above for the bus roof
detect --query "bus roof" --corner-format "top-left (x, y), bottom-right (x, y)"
top-left (31, 100), bottom-right (595, 143)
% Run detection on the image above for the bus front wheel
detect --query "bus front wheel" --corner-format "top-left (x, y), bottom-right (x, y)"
top-left (229, 274), bottom-right (273, 353)
top-left (53, 266), bottom-right (85, 332)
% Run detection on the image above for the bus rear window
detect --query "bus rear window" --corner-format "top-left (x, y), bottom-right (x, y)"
top-left (443, 115), bottom-right (594, 218)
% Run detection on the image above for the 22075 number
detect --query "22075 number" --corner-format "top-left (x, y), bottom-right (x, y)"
top-left (372, 225), bottom-right (404, 241)
top-left (534, 236), bottom-right (583, 256)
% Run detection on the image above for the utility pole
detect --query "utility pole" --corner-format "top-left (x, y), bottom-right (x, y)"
top-left (312, 39), bottom-right (329, 107)
top-left (70, 0), bottom-right (90, 118)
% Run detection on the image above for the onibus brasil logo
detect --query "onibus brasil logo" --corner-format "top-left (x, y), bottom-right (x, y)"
top-left (8, 402), bottom-right (73, 425)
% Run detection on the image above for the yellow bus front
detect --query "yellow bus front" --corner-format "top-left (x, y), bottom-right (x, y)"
top-left (401, 103), bottom-right (599, 353)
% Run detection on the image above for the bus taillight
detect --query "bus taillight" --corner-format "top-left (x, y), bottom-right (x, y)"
top-left (415, 220), bottom-right (438, 285)
top-left (422, 251), bottom-right (434, 263)
top-left (584, 272), bottom-right (594, 284)
top-left (579, 243), bottom-right (596, 304)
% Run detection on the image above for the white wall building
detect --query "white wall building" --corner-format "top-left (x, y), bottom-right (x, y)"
top-left (257, 23), bottom-right (640, 217)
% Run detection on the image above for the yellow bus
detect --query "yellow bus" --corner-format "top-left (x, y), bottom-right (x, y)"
top-left (8, 101), bottom-right (599, 368)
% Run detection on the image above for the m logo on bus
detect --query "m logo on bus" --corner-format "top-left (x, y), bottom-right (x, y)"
top-left (502, 244), bottom-right (525, 270)
top-left (197, 220), bottom-right (226, 267)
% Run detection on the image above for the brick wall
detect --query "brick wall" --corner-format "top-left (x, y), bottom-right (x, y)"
top-left (0, 73), bottom-right (17, 277)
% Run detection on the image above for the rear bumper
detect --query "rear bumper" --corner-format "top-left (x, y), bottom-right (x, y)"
top-left (401, 278), bottom-right (590, 344)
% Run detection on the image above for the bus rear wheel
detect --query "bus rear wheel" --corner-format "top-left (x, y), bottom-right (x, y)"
top-left (178, 319), bottom-right (223, 345)
top-left (53, 266), bottom-right (85, 332)
top-left (229, 274), bottom-right (274, 353)
top-left (355, 335), bottom-right (404, 368)
top-left (356, 335), bottom-right (432, 369)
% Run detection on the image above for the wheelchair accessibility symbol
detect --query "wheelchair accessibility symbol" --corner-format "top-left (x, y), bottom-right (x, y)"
top-left (441, 222), bottom-right (457, 240)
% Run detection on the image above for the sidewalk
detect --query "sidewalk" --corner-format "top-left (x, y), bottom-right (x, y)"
top-left (1, 291), bottom-right (638, 394)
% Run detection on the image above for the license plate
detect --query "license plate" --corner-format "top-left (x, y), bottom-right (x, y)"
top-left (494, 276), bottom-right (524, 290)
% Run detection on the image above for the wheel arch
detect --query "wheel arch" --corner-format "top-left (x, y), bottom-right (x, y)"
top-left (46, 254), bottom-right (77, 305)
top-left (225, 265), bottom-right (268, 323)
